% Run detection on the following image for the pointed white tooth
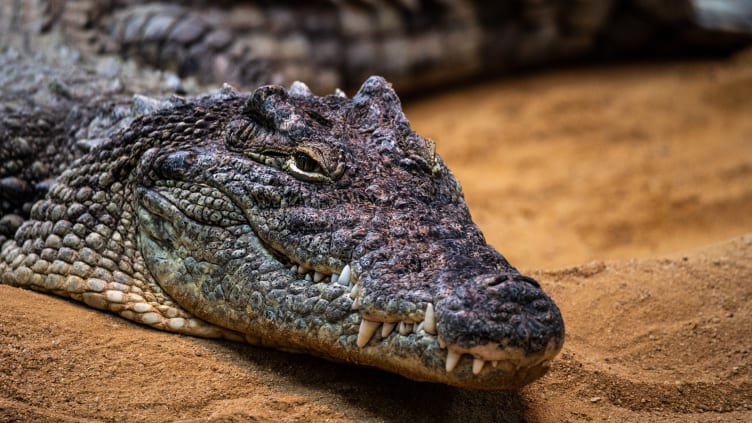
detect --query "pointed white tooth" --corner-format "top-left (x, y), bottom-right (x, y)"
top-left (492, 360), bottom-right (498, 368)
top-left (331, 273), bottom-right (339, 283)
top-left (446, 350), bottom-right (461, 372)
top-left (313, 271), bottom-right (324, 282)
top-left (349, 283), bottom-right (360, 299)
top-left (438, 337), bottom-right (446, 349)
top-left (381, 322), bottom-right (396, 337)
top-left (398, 322), bottom-right (413, 335)
top-left (357, 319), bottom-right (380, 348)
top-left (334, 88), bottom-right (347, 98)
top-left (304, 273), bottom-right (312, 281)
top-left (415, 321), bottom-right (425, 333)
top-left (338, 265), bottom-right (351, 285)
top-left (297, 265), bottom-right (308, 275)
top-left (351, 297), bottom-right (360, 310)
top-left (424, 303), bottom-right (436, 334)
top-left (290, 265), bottom-right (298, 273)
top-left (473, 358), bottom-right (485, 375)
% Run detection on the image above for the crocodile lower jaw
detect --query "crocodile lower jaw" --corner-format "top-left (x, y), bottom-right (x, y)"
top-left (282, 261), bottom-right (559, 379)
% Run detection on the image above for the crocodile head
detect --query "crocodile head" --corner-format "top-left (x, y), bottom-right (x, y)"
top-left (133, 76), bottom-right (563, 388)
top-left (3, 76), bottom-right (563, 389)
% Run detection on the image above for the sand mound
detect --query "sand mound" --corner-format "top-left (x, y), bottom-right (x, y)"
top-left (2, 51), bottom-right (752, 421)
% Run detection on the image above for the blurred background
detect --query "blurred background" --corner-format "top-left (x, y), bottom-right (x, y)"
top-left (3, 0), bottom-right (751, 95)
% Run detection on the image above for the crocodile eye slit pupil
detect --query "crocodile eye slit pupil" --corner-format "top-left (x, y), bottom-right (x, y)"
top-left (294, 152), bottom-right (320, 173)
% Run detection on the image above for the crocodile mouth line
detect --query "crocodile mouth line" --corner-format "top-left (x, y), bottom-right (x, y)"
top-left (262, 241), bottom-right (555, 376)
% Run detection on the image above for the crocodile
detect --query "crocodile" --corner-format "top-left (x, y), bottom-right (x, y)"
top-left (0, 49), bottom-right (563, 388)
top-left (2, 0), bottom-right (751, 391)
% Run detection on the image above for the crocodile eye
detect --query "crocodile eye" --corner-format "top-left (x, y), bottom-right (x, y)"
top-left (293, 152), bottom-right (322, 173)
top-left (285, 150), bottom-right (329, 182)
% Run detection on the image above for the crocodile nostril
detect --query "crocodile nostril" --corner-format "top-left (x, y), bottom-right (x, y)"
top-left (515, 275), bottom-right (541, 289)
top-left (485, 274), bottom-right (510, 287)
top-left (483, 273), bottom-right (540, 289)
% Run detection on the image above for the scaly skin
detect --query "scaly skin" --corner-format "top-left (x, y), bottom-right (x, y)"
top-left (0, 49), bottom-right (189, 245)
top-left (4, 0), bottom-right (752, 94)
top-left (0, 77), bottom-right (564, 389)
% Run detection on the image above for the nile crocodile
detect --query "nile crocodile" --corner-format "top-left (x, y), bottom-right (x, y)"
top-left (2, 0), bottom-right (752, 391)
top-left (0, 49), bottom-right (563, 388)
top-left (0, 67), bottom-right (564, 389)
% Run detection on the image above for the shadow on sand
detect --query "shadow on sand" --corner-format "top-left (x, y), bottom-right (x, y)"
top-left (219, 340), bottom-right (528, 422)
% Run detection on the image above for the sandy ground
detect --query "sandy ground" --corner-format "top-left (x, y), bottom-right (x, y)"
top-left (2, 51), bottom-right (752, 422)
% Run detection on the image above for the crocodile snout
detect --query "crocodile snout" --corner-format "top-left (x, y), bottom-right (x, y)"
top-left (435, 271), bottom-right (564, 375)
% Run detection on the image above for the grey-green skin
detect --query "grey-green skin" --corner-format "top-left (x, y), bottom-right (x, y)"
top-left (0, 76), bottom-right (563, 389)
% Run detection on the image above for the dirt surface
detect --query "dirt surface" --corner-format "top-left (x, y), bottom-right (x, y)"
top-left (2, 51), bottom-right (752, 422)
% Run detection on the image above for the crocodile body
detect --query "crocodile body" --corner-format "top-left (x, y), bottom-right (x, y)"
top-left (2, 0), bottom-right (752, 390)
top-left (4, 0), bottom-right (752, 94)
top-left (0, 49), bottom-right (194, 245)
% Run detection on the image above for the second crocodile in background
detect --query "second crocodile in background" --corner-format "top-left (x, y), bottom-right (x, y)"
top-left (0, 76), bottom-right (564, 389)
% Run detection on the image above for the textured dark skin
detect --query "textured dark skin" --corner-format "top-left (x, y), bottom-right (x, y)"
top-left (0, 76), bottom-right (563, 388)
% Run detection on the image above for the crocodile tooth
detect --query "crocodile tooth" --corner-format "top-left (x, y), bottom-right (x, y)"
top-left (313, 271), bottom-right (325, 282)
top-left (381, 322), bottom-right (396, 337)
top-left (414, 321), bottom-right (425, 333)
top-left (446, 350), bottom-right (461, 372)
top-left (492, 360), bottom-right (498, 368)
top-left (424, 303), bottom-right (436, 334)
top-left (290, 265), bottom-right (298, 273)
top-left (349, 282), bottom-right (360, 299)
top-left (438, 337), bottom-right (446, 349)
top-left (472, 358), bottom-right (485, 375)
top-left (304, 273), bottom-right (312, 281)
top-left (338, 265), bottom-right (351, 285)
top-left (334, 88), bottom-right (347, 98)
top-left (398, 322), bottom-right (413, 335)
top-left (297, 265), bottom-right (308, 275)
top-left (357, 319), bottom-right (380, 347)
top-left (351, 297), bottom-right (361, 310)
top-left (331, 273), bottom-right (339, 283)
